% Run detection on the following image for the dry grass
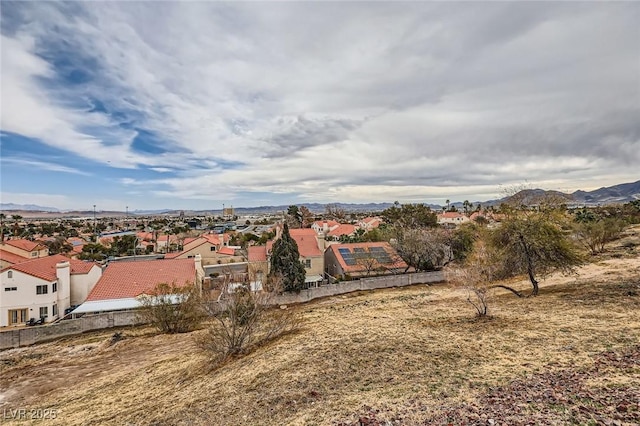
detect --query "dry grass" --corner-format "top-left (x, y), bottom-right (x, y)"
top-left (1, 252), bottom-right (638, 425)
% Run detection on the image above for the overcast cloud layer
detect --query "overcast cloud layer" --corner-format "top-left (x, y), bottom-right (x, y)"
top-left (1, 2), bottom-right (639, 210)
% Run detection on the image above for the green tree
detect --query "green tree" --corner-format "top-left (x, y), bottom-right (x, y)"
top-left (490, 213), bottom-right (582, 297)
top-left (269, 224), bottom-right (306, 292)
top-left (573, 217), bottom-right (625, 255)
top-left (44, 236), bottom-right (73, 255)
top-left (382, 202), bottom-right (437, 228)
top-left (78, 243), bottom-right (109, 261)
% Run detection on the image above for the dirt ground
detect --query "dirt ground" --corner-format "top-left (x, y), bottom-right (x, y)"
top-left (1, 237), bottom-right (638, 425)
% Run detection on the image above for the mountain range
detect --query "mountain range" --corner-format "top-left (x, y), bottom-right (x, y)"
top-left (1, 179), bottom-right (638, 215)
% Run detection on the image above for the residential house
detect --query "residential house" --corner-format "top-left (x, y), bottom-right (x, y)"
top-left (0, 248), bottom-right (29, 269)
top-left (311, 220), bottom-right (340, 235)
top-left (0, 254), bottom-right (102, 326)
top-left (357, 217), bottom-right (383, 231)
top-left (437, 212), bottom-right (471, 227)
top-left (0, 239), bottom-right (49, 259)
top-left (324, 242), bottom-right (408, 279)
top-left (164, 233), bottom-right (243, 265)
top-left (326, 223), bottom-right (357, 241)
top-left (71, 256), bottom-right (204, 316)
top-left (248, 226), bottom-right (326, 287)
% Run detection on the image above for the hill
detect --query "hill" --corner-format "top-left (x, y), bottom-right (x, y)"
top-left (1, 237), bottom-right (639, 425)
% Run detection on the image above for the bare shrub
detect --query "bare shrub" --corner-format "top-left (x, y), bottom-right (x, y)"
top-left (447, 241), bottom-right (500, 317)
top-left (573, 218), bottom-right (626, 255)
top-left (137, 282), bottom-right (206, 333)
top-left (196, 277), bottom-right (302, 364)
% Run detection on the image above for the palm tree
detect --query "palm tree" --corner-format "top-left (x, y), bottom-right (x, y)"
top-left (11, 215), bottom-right (22, 238)
top-left (0, 213), bottom-right (5, 242)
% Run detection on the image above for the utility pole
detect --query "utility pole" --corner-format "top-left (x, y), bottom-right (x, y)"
top-left (93, 204), bottom-right (97, 242)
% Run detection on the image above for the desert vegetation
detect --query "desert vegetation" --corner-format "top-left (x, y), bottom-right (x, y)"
top-left (1, 228), bottom-right (638, 425)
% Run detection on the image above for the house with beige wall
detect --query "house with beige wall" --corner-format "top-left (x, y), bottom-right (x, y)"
top-left (166, 233), bottom-right (244, 265)
top-left (248, 226), bottom-right (326, 287)
top-left (0, 239), bottom-right (49, 260)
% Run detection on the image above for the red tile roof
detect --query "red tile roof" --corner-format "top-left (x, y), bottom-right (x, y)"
top-left (2, 239), bottom-right (45, 252)
top-left (327, 242), bottom-right (407, 274)
top-left (0, 248), bottom-right (29, 265)
top-left (289, 229), bottom-right (322, 257)
top-left (313, 220), bottom-right (340, 229)
top-left (69, 259), bottom-right (99, 275)
top-left (218, 247), bottom-right (235, 256)
top-left (86, 258), bottom-right (196, 301)
top-left (1, 254), bottom-right (98, 281)
top-left (439, 212), bottom-right (465, 219)
top-left (327, 224), bottom-right (357, 237)
top-left (248, 246), bottom-right (267, 262)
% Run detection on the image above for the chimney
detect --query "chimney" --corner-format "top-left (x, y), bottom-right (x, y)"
top-left (194, 254), bottom-right (204, 290)
top-left (56, 261), bottom-right (71, 316)
top-left (317, 233), bottom-right (325, 253)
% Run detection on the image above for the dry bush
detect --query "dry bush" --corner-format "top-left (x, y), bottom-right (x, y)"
top-left (137, 282), bottom-right (206, 333)
top-left (447, 240), bottom-right (500, 317)
top-left (196, 278), bottom-right (302, 364)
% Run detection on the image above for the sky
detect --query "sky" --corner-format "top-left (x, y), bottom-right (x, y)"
top-left (1, 2), bottom-right (639, 212)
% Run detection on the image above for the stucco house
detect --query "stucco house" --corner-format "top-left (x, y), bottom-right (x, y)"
top-left (437, 212), bottom-right (471, 227)
top-left (0, 239), bottom-right (49, 260)
top-left (0, 248), bottom-right (29, 269)
top-left (324, 242), bottom-right (408, 279)
top-left (164, 234), bottom-right (242, 265)
top-left (0, 254), bottom-right (102, 327)
top-left (311, 220), bottom-right (340, 235)
top-left (247, 227), bottom-right (326, 287)
top-left (71, 255), bottom-right (204, 316)
top-left (357, 217), bottom-right (383, 231)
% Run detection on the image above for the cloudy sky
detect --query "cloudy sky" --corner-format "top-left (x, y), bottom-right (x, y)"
top-left (1, 2), bottom-right (638, 211)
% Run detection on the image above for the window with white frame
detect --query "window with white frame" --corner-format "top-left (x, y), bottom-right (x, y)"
top-left (52, 305), bottom-right (58, 316)
top-left (7, 271), bottom-right (12, 278)
top-left (39, 306), bottom-right (48, 318)
top-left (4, 287), bottom-right (17, 291)
top-left (36, 285), bottom-right (48, 295)
top-left (53, 282), bottom-right (57, 292)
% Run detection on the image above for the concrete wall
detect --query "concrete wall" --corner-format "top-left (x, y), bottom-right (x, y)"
top-left (271, 270), bottom-right (444, 305)
top-left (0, 311), bottom-right (141, 350)
top-left (1, 271), bottom-right (444, 350)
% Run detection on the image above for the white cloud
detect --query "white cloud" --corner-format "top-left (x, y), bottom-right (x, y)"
top-left (1, 2), bottom-right (638, 208)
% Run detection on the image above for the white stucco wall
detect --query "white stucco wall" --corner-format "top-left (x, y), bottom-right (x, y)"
top-left (70, 266), bottom-right (103, 306)
top-left (0, 270), bottom-right (60, 327)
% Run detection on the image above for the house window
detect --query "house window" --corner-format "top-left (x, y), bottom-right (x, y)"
top-left (36, 285), bottom-right (48, 295)
top-left (53, 282), bottom-right (57, 292)
top-left (7, 271), bottom-right (12, 278)
top-left (39, 306), bottom-right (48, 318)
top-left (4, 287), bottom-right (17, 291)
top-left (8, 309), bottom-right (28, 325)
top-left (52, 305), bottom-right (58, 317)
top-left (210, 246), bottom-right (216, 252)
top-left (304, 259), bottom-right (311, 268)
top-left (31, 251), bottom-right (38, 257)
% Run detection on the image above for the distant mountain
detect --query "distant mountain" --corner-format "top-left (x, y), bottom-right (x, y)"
top-left (0, 203), bottom-right (59, 212)
top-left (572, 180), bottom-right (640, 205)
top-left (488, 180), bottom-right (640, 207)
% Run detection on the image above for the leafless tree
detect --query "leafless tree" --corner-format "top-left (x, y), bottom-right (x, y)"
top-left (196, 275), bottom-right (302, 364)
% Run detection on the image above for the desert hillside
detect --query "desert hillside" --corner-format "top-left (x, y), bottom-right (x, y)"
top-left (1, 244), bottom-right (639, 425)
